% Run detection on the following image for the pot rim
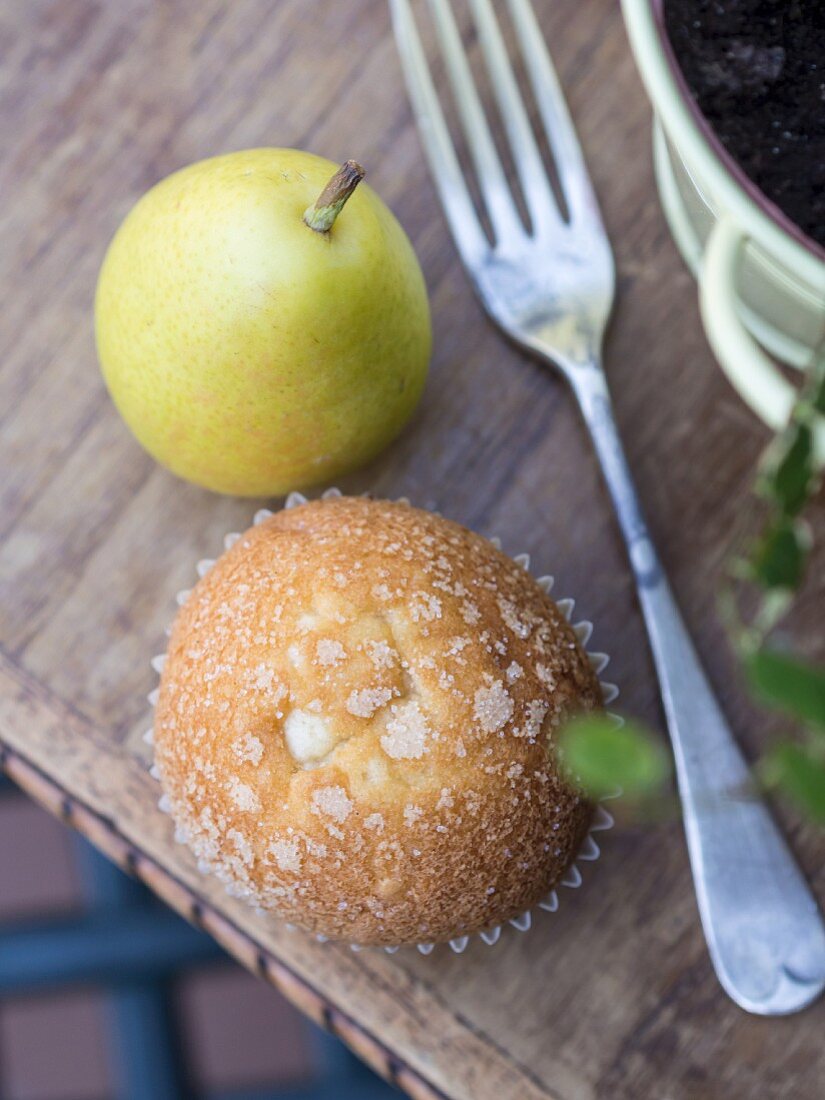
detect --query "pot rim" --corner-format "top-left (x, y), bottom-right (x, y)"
top-left (622, 0), bottom-right (825, 279)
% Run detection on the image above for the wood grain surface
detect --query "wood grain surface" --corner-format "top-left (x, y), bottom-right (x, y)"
top-left (1, 2), bottom-right (823, 1098)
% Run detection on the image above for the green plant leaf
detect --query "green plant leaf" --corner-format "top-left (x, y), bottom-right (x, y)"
top-left (763, 424), bottom-right (813, 516)
top-left (748, 517), bottom-right (807, 590)
top-left (557, 716), bottom-right (670, 800)
top-left (745, 649), bottom-right (825, 733)
top-left (813, 367), bottom-right (825, 415)
top-left (760, 742), bottom-right (825, 824)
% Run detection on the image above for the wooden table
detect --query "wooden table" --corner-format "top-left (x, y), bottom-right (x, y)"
top-left (2, 2), bottom-right (823, 1097)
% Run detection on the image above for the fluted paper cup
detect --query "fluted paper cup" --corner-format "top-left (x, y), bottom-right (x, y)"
top-left (146, 490), bottom-right (618, 955)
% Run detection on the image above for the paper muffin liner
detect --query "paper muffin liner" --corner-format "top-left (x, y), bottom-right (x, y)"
top-left (146, 488), bottom-right (619, 956)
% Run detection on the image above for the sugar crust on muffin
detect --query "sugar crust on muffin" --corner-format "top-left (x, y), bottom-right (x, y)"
top-left (154, 497), bottom-right (602, 945)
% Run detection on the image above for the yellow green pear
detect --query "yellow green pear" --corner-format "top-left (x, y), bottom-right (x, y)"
top-left (95, 149), bottom-right (431, 496)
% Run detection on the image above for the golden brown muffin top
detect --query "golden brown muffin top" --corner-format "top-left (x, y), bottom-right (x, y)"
top-left (154, 496), bottom-right (602, 944)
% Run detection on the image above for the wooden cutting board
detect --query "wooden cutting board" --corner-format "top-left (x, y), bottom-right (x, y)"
top-left (1, 1), bottom-right (823, 1097)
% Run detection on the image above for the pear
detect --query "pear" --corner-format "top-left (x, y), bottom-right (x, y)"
top-left (95, 149), bottom-right (431, 496)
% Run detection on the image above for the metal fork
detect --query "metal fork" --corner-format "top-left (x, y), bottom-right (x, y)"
top-left (391, 0), bottom-right (825, 1014)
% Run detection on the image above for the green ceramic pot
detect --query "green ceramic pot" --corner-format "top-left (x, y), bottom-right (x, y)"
top-left (622, 0), bottom-right (825, 463)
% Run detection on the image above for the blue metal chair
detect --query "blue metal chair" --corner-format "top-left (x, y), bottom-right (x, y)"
top-left (0, 774), bottom-right (396, 1099)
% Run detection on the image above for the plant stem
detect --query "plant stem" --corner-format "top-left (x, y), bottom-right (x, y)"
top-left (303, 160), bottom-right (365, 233)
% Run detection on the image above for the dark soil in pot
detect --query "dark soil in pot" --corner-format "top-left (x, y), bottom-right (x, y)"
top-left (664, 0), bottom-right (825, 250)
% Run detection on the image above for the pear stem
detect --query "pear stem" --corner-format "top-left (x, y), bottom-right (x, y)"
top-left (303, 160), bottom-right (365, 234)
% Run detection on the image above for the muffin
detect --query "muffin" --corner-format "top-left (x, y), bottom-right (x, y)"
top-left (153, 496), bottom-right (604, 946)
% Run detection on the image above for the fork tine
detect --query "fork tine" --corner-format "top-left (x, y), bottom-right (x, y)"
top-left (390, 0), bottom-right (488, 266)
top-left (426, 0), bottom-right (524, 243)
top-left (467, 0), bottom-right (561, 234)
top-left (506, 0), bottom-right (603, 227)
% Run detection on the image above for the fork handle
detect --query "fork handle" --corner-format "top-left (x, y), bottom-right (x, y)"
top-left (569, 362), bottom-right (825, 1016)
